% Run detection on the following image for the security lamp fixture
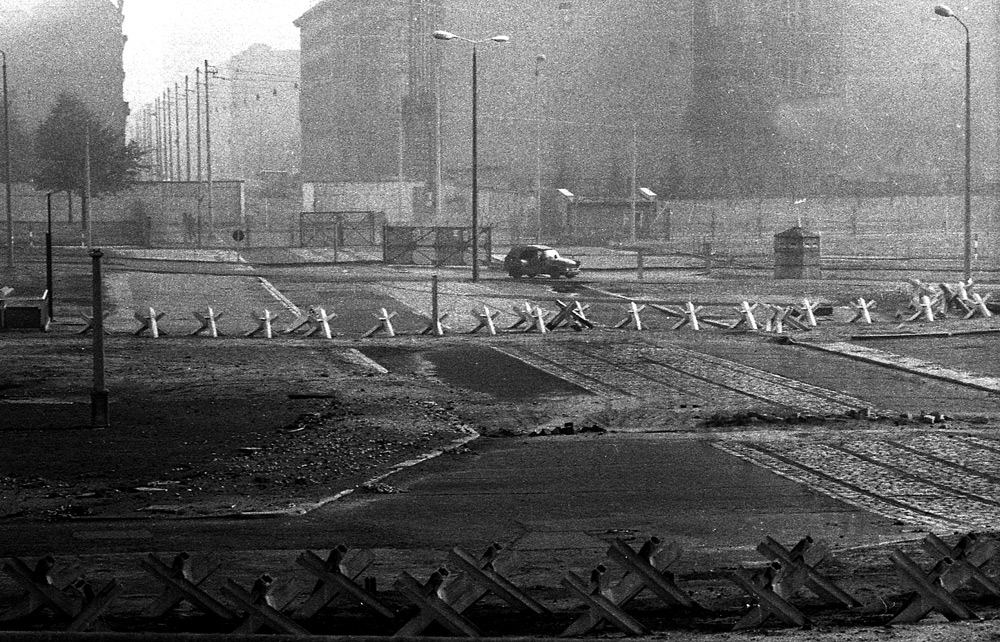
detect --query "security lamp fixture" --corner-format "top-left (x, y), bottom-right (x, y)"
top-left (433, 31), bottom-right (508, 44)
top-left (432, 30), bottom-right (510, 282)
top-left (931, 3), bottom-right (972, 281)
top-left (639, 187), bottom-right (657, 201)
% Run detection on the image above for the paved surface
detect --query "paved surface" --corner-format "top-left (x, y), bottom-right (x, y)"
top-left (2, 432), bottom-right (914, 565)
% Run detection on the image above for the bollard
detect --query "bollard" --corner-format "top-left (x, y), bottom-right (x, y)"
top-left (849, 298), bottom-right (875, 324)
top-left (508, 302), bottom-right (537, 331)
top-left (532, 305), bottom-right (548, 334)
top-left (917, 295), bottom-right (936, 322)
top-left (469, 305), bottom-right (499, 335)
top-left (364, 308), bottom-right (397, 338)
top-left (308, 307), bottom-right (336, 338)
top-left (614, 301), bottom-right (645, 331)
top-left (134, 307), bottom-right (166, 337)
top-left (431, 275), bottom-right (439, 330)
top-left (681, 302), bottom-right (701, 331)
top-left (970, 293), bottom-right (992, 319)
top-left (735, 301), bottom-right (760, 331)
top-left (799, 298), bottom-right (818, 327)
top-left (90, 250), bottom-right (109, 429)
top-left (191, 307), bottom-right (224, 337)
top-left (246, 309), bottom-right (281, 339)
top-left (79, 311), bottom-right (111, 336)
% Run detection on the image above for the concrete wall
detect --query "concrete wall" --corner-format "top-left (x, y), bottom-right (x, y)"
top-left (659, 193), bottom-right (1000, 262)
top-left (10, 180), bottom-right (246, 248)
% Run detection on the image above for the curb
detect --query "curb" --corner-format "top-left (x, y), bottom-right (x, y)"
top-left (797, 340), bottom-right (1000, 395)
top-left (188, 429), bottom-right (482, 520)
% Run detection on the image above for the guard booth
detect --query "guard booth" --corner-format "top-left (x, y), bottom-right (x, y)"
top-left (1, 290), bottom-right (51, 331)
top-left (774, 226), bottom-right (821, 279)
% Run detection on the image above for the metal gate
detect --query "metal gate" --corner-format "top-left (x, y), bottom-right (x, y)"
top-left (384, 226), bottom-right (492, 267)
top-left (299, 211), bottom-right (384, 248)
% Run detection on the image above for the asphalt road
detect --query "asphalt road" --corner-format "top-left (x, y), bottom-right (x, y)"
top-left (1, 433), bottom-right (912, 568)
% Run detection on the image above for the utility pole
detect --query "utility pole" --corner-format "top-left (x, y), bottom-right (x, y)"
top-left (164, 89), bottom-right (172, 180)
top-left (434, 48), bottom-right (442, 221)
top-left (2, 50), bottom-right (12, 270)
top-left (195, 66), bottom-right (203, 248)
top-left (204, 60), bottom-right (214, 236)
top-left (90, 248), bottom-right (108, 429)
top-left (534, 53), bottom-right (545, 242)
top-left (195, 67), bottom-right (202, 182)
top-left (83, 125), bottom-right (91, 247)
top-left (174, 82), bottom-right (181, 180)
top-left (630, 121), bottom-right (637, 243)
top-left (184, 75), bottom-right (191, 181)
top-left (154, 98), bottom-right (161, 179)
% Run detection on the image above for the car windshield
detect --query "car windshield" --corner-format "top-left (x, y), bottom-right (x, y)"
top-left (541, 249), bottom-right (559, 259)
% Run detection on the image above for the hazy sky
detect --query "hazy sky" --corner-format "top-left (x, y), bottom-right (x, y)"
top-left (121, 0), bottom-right (316, 108)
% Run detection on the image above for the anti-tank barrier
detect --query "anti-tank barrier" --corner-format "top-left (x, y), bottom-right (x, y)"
top-left (2, 532), bottom-right (998, 636)
top-left (62, 276), bottom-right (999, 339)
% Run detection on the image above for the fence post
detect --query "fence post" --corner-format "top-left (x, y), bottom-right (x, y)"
top-left (90, 249), bottom-right (109, 429)
top-left (432, 275), bottom-right (439, 329)
top-left (333, 218), bottom-right (339, 263)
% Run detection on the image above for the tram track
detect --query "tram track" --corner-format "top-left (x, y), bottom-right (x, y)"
top-left (715, 432), bottom-right (1000, 532)
top-left (498, 338), bottom-right (870, 417)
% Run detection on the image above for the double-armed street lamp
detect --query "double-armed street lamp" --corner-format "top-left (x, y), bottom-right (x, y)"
top-left (933, 4), bottom-right (972, 281)
top-left (432, 30), bottom-right (509, 282)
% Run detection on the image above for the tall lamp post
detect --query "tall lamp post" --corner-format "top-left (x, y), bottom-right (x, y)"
top-left (2, 50), bottom-right (12, 271)
top-left (934, 4), bottom-right (972, 281)
top-left (534, 53), bottom-right (546, 243)
top-left (432, 30), bottom-right (509, 282)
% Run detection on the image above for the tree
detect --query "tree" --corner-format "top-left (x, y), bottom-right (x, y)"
top-left (32, 92), bottom-right (145, 199)
top-left (0, 116), bottom-right (33, 184)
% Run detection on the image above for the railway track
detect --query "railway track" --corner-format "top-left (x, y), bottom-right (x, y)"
top-left (497, 339), bottom-right (870, 416)
top-left (715, 432), bottom-right (1000, 532)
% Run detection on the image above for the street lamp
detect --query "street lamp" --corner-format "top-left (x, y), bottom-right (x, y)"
top-left (534, 53), bottom-right (546, 242)
top-left (2, 50), bottom-right (12, 271)
top-left (934, 4), bottom-right (972, 281)
top-left (432, 29), bottom-right (509, 282)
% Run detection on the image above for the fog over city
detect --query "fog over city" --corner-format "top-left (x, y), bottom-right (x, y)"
top-left (120, 0), bottom-right (313, 106)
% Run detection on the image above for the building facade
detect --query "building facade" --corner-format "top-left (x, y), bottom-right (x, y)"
top-left (294, 0), bottom-right (695, 230)
top-left (211, 45), bottom-right (302, 182)
top-left (133, 44), bottom-right (301, 185)
top-left (0, 0), bottom-right (127, 136)
top-left (690, 0), bottom-right (1000, 198)
top-left (294, 0), bottom-right (1000, 235)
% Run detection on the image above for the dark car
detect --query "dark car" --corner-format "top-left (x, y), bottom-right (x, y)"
top-left (503, 244), bottom-right (581, 278)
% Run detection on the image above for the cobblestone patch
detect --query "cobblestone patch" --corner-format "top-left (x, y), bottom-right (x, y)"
top-left (715, 431), bottom-right (1000, 532)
